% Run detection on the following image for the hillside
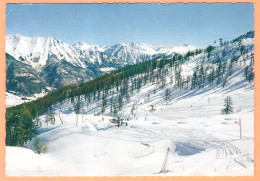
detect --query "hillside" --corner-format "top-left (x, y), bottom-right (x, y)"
top-left (6, 53), bottom-right (48, 95)
top-left (5, 32), bottom-right (254, 176)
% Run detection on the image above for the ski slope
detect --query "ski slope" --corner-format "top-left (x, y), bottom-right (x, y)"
top-left (6, 38), bottom-right (254, 176)
top-left (6, 77), bottom-right (254, 176)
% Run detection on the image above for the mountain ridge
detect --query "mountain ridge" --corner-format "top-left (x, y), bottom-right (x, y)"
top-left (6, 34), bottom-right (197, 67)
top-left (6, 34), bottom-right (197, 96)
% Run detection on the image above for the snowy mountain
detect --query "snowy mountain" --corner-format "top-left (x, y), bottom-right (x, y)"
top-left (6, 32), bottom-right (254, 176)
top-left (6, 34), bottom-right (197, 96)
top-left (74, 41), bottom-right (107, 52)
top-left (6, 34), bottom-right (85, 68)
top-left (6, 34), bottom-right (196, 67)
top-left (157, 44), bottom-right (197, 55)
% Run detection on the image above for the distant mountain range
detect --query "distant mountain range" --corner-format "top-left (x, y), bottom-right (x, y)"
top-left (6, 34), bottom-right (197, 96)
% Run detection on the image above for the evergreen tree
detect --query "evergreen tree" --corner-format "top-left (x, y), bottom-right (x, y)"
top-left (34, 112), bottom-right (40, 128)
top-left (248, 67), bottom-right (254, 83)
top-left (165, 88), bottom-right (170, 101)
top-left (216, 62), bottom-right (223, 85)
top-left (16, 120), bottom-right (27, 146)
top-left (221, 96), bottom-right (233, 115)
top-left (219, 38), bottom-right (223, 47)
top-left (74, 96), bottom-right (81, 127)
top-left (101, 97), bottom-right (107, 115)
top-left (131, 104), bottom-right (135, 115)
top-left (113, 102), bottom-right (117, 116)
top-left (208, 68), bottom-right (215, 86)
top-left (222, 50), bottom-right (226, 57)
top-left (33, 137), bottom-right (47, 154)
top-left (198, 65), bottom-right (205, 88)
top-left (118, 95), bottom-right (123, 111)
top-left (46, 109), bottom-right (55, 126)
top-left (205, 45), bottom-right (215, 59)
top-left (191, 71), bottom-right (197, 89)
top-left (240, 45), bottom-right (245, 55)
top-left (244, 66), bottom-right (249, 80)
top-left (228, 62), bottom-right (233, 76)
top-left (245, 66), bottom-right (254, 83)
top-left (222, 75), bottom-right (228, 88)
top-left (110, 97), bottom-right (113, 115)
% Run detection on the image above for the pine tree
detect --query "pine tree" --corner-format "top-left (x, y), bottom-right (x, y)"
top-left (16, 120), bottom-right (27, 146)
top-left (113, 102), bottom-right (117, 116)
top-left (216, 62), bottom-right (223, 85)
top-left (222, 75), bottom-right (228, 88)
top-left (222, 50), bottom-right (226, 57)
top-left (101, 97), bottom-right (107, 115)
top-left (118, 95), bottom-right (123, 111)
top-left (74, 96), bottom-right (81, 127)
top-left (191, 71), bottom-right (197, 89)
top-left (221, 96), bottom-right (233, 115)
top-left (110, 97), bottom-right (113, 115)
top-left (45, 109), bottom-right (55, 126)
top-left (35, 113), bottom-right (40, 128)
top-left (240, 45), bottom-right (245, 55)
top-left (219, 38), bottom-right (223, 47)
top-left (228, 62), bottom-right (233, 76)
top-left (33, 137), bottom-right (47, 154)
top-left (198, 65), bottom-right (205, 88)
top-left (131, 104), bottom-right (135, 115)
top-left (248, 67), bottom-right (254, 83)
top-left (165, 88), bottom-right (170, 101)
top-left (206, 45), bottom-right (214, 59)
top-left (244, 66), bottom-right (249, 80)
top-left (245, 66), bottom-right (254, 83)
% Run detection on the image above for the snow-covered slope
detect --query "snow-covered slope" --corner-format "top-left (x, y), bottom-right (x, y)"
top-left (6, 36), bottom-right (254, 176)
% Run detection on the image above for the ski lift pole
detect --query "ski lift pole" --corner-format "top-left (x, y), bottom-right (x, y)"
top-left (235, 118), bottom-right (242, 139)
top-left (239, 118), bottom-right (242, 139)
top-left (160, 147), bottom-right (170, 173)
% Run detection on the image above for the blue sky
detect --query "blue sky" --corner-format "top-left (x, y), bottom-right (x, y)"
top-left (6, 3), bottom-right (254, 47)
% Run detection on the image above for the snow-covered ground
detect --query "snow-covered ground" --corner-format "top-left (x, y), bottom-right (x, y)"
top-left (6, 91), bottom-right (48, 107)
top-left (6, 38), bottom-right (254, 176)
top-left (6, 81), bottom-right (254, 176)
